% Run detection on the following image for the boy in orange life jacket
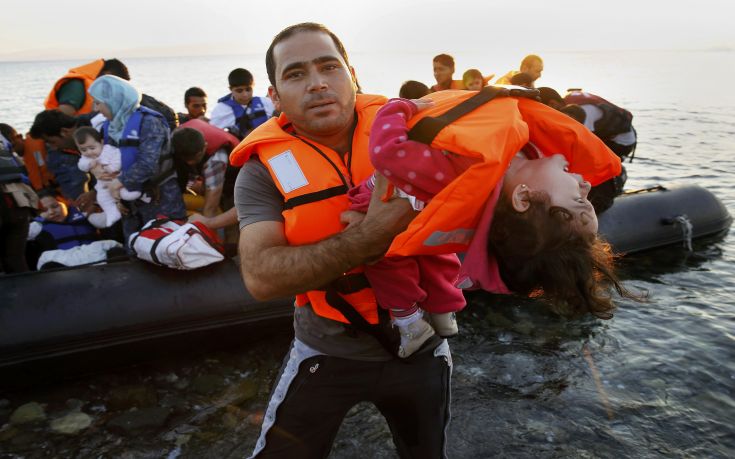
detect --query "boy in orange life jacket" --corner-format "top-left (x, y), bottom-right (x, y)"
top-left (350, 96), bottom-right (634, 328)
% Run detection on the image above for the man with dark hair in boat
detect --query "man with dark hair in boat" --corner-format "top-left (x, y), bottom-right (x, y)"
top-left (538, 86), bottom-right (633, 213)
top-left (178, 87), bottom-right (209, 124)
top-left (496, 54), bottom-right (544, 87)
top-left (229, 22), bottom-right (451, 457)
top-left (46, 58), bottom-right (179, 130)
top-left (171, 121), bottom-right (239, 220)
top-left (29, 110), bottom-right (91, 202)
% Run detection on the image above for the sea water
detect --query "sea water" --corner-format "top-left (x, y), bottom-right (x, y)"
top-left (0, 50), bottom-right (733, 457)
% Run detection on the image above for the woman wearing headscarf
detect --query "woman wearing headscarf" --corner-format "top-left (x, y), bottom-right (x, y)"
top-left (87, 75), bottom-right (185, 242)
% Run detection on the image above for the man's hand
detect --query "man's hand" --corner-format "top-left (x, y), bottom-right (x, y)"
top-left (353, 172), bottom-right (417, 261)
top-left (74, 190), bottom-right (97, 214)
top-left (188, 212), bottom-right (211, 226)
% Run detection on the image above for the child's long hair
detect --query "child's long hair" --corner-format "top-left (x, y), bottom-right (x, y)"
top-left (488, 190), bottom-right (636, 319)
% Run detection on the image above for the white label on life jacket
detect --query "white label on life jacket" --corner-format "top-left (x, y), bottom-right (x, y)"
top-left (268, 150), bottom-right (308, 193)
top-left (33, 150), bottom-right (45, 167)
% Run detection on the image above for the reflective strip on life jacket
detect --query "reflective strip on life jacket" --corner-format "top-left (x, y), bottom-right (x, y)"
top-left (22, 137), bottom-right (55, 190)
top-left (230, 94), bottom-right (387, 324)
top-left (387, 87), bottom-right (622, 257)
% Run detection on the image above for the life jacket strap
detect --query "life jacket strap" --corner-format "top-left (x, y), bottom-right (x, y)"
top-left (408, 86), bottom-right (540, 145)
top-left (324, 285), bottom-right (399, 357)
top-left (283, 185), bottom-right (348, 210)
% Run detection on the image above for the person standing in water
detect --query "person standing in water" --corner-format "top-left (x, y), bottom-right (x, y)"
top-left (230, 23), bottom-right (452, 458)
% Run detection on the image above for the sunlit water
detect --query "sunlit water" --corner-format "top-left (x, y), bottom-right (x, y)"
top-left (0, 50), bottom-right (734, 458)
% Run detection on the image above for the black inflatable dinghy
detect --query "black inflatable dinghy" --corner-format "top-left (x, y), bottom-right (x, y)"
top-left (0, 185), bottom-right (730, 367)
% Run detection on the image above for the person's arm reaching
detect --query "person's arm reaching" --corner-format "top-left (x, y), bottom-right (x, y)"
top-left (239, 173), bottom-right (415, 300)
top-left (189, 206), bottom-right (237, 229)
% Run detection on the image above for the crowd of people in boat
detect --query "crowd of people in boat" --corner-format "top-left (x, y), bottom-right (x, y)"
top-left (1, 52), bottom-right (636, 275)
top-left (0, 22), bottom-right (645, 457)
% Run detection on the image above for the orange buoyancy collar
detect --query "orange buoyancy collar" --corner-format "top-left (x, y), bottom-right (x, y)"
top-left (44, 59), bottom-right (105, 115)
top-left (387, 89), bottom-right (622, 257)
top-left (229, 94), bottom-right (388, 324)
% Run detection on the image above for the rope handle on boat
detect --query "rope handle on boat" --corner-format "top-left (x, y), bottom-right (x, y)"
top-left (622, 185), bottom-right (667, 195)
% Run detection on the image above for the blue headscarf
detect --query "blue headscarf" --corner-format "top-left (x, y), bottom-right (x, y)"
top-left (88, 75), bottom-right (141, 142)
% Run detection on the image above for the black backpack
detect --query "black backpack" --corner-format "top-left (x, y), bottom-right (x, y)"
top-left (594, 102), bottom-right (633, 140)
top-left (141, 93), bottom-right (179, 131)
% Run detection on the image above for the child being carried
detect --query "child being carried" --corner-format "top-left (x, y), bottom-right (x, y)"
top-left (73, 126), bottom-right (142, 228)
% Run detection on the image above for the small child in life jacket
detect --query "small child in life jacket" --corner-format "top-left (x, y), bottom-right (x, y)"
top-left (73, 127), bottom-right (142, 228)
top-left (350, 96), bottom-right (634, 357)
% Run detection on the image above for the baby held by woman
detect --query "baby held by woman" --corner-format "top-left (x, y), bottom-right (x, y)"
top-left (73, 127), bottom-right (141, 228)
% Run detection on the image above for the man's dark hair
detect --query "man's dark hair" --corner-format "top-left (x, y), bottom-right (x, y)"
top-left (433, 54), bottom-right (455, 69)
top-left (228, 68), bottom-right (254, 88)
top-left (37, 188), bottom-right (61, 200)
top-left (184, 87), bottom-right (207, 104)
top-left (266, 22), bottom-right (351, 88)
top-left (560, 104), bottom-right (587, 123)
top-left (510, 72), bottom-right (534, 88)
top-left (171, 127), bottom-right (206, 161)
top-left (29, 110), bottom-right (77, 139)
top-left (72, 126), bottom-right (102, 145)
top-left (399, 80), bottom-right (430, 99)
top-left (0, 123), bottom-right (17, 141)
top-left (100, 58), bottom-right (131, 80)
top-left (537, 87), bottom-right (564, 106)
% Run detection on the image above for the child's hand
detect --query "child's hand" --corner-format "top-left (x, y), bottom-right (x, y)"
top-left (411, 98), bottom-right (435, 113)
top-left (97, 169), bottom-right (120, 181)
top-left (108, 179), bottom-right (123, 200)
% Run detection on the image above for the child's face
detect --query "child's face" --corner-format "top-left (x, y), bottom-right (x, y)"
top-left (433, 62), bottom-right (453, 86)
top-left (504, 154), bottom-right (598, 234)
top-left (40, 196), bottom-right (68, 222)
top-left (466, 78), bottom-right (483, 91)
top-left (77, 137), bottom-right (103, 158)
top-left (231, 85), bottom-right (253, 106)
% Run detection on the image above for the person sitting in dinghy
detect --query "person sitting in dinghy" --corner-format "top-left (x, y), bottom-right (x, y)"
top-left (87, 75), bottom-right (187, 243)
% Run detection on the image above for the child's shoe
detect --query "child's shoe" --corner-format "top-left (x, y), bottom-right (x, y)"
top-left (395, 313), bottom-right (435, 358)
top-left (428, 312), bottom-right (458, 338)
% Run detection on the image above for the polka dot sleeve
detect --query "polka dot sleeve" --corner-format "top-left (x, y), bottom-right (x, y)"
top-left (369, 98), bottom-right (461, 203)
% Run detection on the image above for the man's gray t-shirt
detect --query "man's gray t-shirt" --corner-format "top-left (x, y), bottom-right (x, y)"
top-left (234, 159), bottom-right (393, 361)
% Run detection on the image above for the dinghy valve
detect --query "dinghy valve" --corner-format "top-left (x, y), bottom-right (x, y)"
top-left (661, 215), bottom-right (694, 251)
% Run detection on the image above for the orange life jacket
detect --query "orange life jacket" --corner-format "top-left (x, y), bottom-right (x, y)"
top-left (22, 136), bottom-right (55, 191)
top-left (44, 59), bottom-right (105, 115)
top-left (431, 79), bottom-right (466, 92)
top-left (230, 94), bottom-right (388, 324)
top-left (387, 89), bottom-right (622, 257)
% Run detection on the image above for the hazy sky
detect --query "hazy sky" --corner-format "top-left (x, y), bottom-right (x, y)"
top-left (2, 0), bottom-right (734, 60)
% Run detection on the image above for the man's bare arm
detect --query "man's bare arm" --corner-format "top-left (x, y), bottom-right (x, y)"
top-left (239, 174), bottom-right (415, 300)
top-left (202, 185), bottom-right (224, 217)
top-left (189, 207), bottom-right (237, 229)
